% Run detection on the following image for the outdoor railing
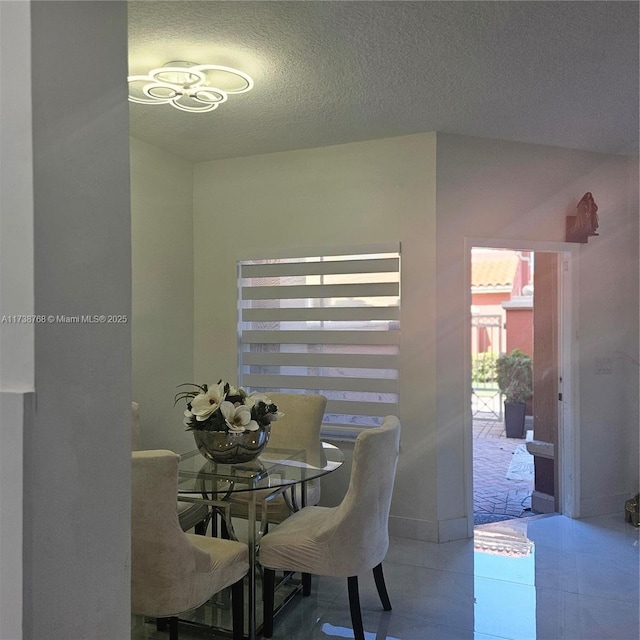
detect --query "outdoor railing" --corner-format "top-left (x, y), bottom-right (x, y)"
top-left (471, 384), bottom-right (503, 421)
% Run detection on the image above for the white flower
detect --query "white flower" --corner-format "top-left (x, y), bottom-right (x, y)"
top-left (220, 400), bottom-right (259, 432)
top-left (244, 391), bottom-right (271, 408)
top-left (183, 409), bottom-right (194, 427)
top-left (190, 381), bottom-right (226, 421)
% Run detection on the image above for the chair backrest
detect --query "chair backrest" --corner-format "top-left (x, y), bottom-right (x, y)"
top-left (131, 450), bottom-right (214, 617)
top-left (333, 415), bottom-right (401, 567)
top-left (264, 393), bottom-right (327, 467)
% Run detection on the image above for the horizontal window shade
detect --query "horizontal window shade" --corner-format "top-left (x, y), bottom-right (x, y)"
top-left (241, 282), bottom-right (399, 301)
top-left (242, 374), bottom-right (398, 394)
top-left (241, 352), bottom-right (397, 369)
top-left (325, 399), bottom-right (398, 418)
top-left (242, 306), bottom-right (399, 322)
top-left (242, 330), bottom-right (400, 344)
top-left (238, 249), bottom-right (400, 434)
top-left (241, 257), bottom-right (399, 278)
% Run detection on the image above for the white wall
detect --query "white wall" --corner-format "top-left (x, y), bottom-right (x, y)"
top-left (24, 2), bottom-right (132, 638)
top-left (0, 2), bottom-right (33, 635)
top-left (190, 132), bottom-right (638, 541)
top-left (0, 0), bottom-right (34, 392)
top-left (130, 138), bottom-right (195, 453)
top-left (573, 159), bottom-right (640, 515)
top-left (193, 134), bottom-right (440, 539)
top-left (436, 133), bottom-right (639, 523)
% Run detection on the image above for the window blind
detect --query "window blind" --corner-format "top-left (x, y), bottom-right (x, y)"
top-left (238, 247), bottom-right (400, 435)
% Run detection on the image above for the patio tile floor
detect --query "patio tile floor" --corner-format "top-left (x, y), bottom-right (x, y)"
top-left (473, 416), bottom-right (535, 525)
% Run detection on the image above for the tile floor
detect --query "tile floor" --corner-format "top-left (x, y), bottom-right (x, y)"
top-left (132, 512), bottom-right (640, 640)
top-left (133, 419), bottom-right (636, 640)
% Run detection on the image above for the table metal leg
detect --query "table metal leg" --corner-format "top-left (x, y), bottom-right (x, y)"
top-left (181, 483), bottom-right (307, 640)
top-left (247, 494), bottom-right (257, 640)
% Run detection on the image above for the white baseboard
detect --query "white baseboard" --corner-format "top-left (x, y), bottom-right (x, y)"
top-left (389, 514), bottom-right (470, 542)
top-left (580, 493), bottom-right (632, 518)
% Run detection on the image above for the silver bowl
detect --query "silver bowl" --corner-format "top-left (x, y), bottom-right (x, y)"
top-left (193, 427), bottom-right (270, 464)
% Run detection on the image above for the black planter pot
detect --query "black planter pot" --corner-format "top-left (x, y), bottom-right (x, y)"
top-left (504, 401), bottom-right (526, 438)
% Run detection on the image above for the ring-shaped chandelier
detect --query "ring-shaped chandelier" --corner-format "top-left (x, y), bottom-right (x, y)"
top-left (128, 61), bottom-right (254, 113)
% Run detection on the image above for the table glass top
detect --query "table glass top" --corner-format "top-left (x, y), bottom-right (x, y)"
top-left (177, 441), bottom-right (344, 495)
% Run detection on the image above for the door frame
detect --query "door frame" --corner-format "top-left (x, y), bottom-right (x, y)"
top-left (464, 237), bottom-right (580, 535)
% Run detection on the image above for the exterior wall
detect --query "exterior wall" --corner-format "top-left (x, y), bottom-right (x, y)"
top-left (472, 291), bottom-right (509, 307)
top-left (505, 307), bottom-right (533, 356)
top-left (25, 2), bottom-right (132, 638)
top-left (193, 134), bottom-right (440, 540)
top-left (505, 305), bottom-right (534, 416)
top-left (471, 292), bottom-right (509, 359)
top-left (130, 138), bottom-right (195, 453)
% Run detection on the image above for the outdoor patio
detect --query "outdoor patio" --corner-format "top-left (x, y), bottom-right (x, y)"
top-left (473, 416), bottom-right (535, 525)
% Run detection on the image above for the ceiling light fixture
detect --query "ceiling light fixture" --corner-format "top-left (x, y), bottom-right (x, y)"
top-left (128, 61), bottom-right (254, 113)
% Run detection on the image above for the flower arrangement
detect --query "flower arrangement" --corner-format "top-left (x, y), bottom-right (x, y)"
top-left (175, 380), bottom-right (282, 433)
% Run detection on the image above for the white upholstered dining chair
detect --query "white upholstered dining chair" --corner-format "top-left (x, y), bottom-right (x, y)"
top-left (131, 450), bottom-right (249, 640)
top-left (228, 393), bottom-right (327, 525)
top-left (132, 401), bottom-right (210, 533)
top-left (258, 415), bottom-right (401, 640)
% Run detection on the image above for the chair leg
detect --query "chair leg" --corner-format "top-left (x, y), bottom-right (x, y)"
top-left (168, 616), bottom-right (179, 640)
top-left (193, 508), bottom-right (211, 536)
top-left (211, 509), bottom-right (219, 537)
top-left (302, 572), bottom-right (312, 596)
top-left (231, 578), bottom-right (245, 640)
top-left (347, 576), bottom-right (365, 640)
top-left (221, 517), bottom-right (230, 539)
top-left (262, 568), bottom-right (276, 638)
top-left (372, 563), bottom-right (392, 610)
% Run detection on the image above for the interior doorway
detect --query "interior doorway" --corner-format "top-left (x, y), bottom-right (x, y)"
top-left (469, 243), bottom-right (575, 527)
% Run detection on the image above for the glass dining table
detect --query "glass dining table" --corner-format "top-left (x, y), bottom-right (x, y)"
top-left (176, 441), bottom-right (345, 640)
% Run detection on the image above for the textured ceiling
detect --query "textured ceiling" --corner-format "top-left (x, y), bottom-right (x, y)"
top-left (128, 1), bottom-right (639, 163)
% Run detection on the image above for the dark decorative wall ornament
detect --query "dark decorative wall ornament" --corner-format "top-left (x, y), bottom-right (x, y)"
top-left (566, 192), bottom-right (599, 243)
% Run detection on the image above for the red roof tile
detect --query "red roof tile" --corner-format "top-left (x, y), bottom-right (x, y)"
top-left (472, 252), bottom-right (518, 288)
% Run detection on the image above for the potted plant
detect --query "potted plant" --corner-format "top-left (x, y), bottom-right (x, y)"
top-left (496, 349), bottom-right (533, 438)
